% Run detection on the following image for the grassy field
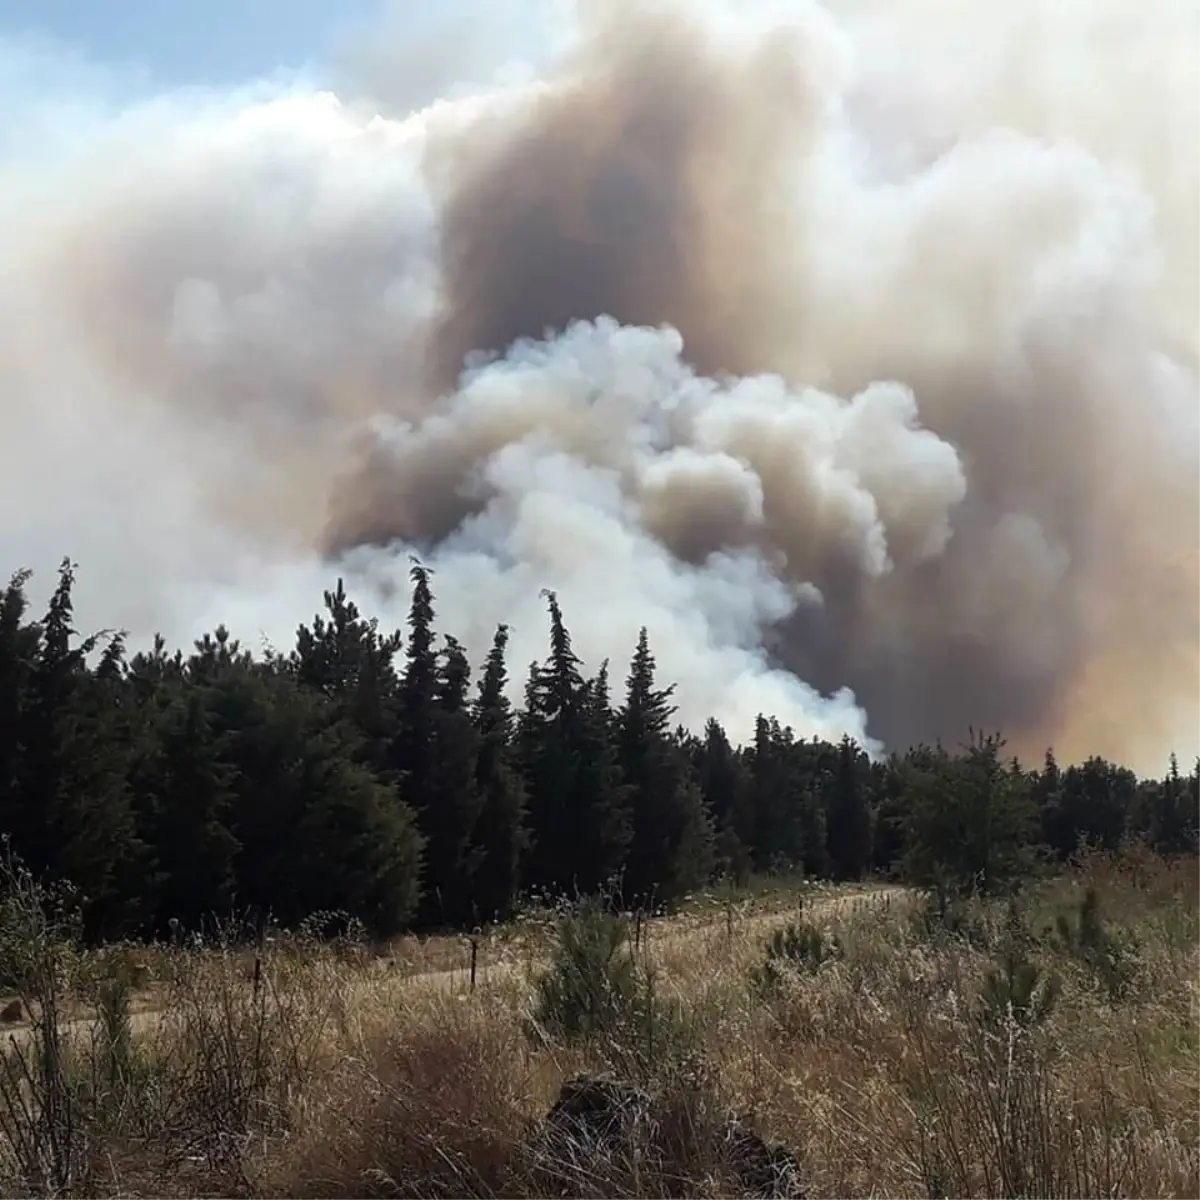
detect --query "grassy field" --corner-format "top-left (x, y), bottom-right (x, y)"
top-left (0, 850), bottom-right (1195, 1198)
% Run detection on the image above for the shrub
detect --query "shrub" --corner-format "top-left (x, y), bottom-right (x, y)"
top-left (979, 902), bottom-right (1059, 1030)
top-left (0, 845), bottom-right (86, 1197)
top-left (1052, 886), bottom-right (1139, 1001)
top-left (527, 896), bottom-right (691, 1075)
top-left (529, 896), bottom-right (644, 1043)
top-left (750, 921), bottom-right (844, 995)
top-left (909, 894), bottom-right (992, 950)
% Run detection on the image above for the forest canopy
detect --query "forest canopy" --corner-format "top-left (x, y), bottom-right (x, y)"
top-left (1, 558), bottom-right (1194, 943)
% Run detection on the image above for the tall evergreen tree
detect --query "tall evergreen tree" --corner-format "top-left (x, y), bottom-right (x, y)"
top-left (519, 593), bottom-right (628, 896)
top-left (14, 562), bottom-right (144, 938)
top-left (618, 628), bottom-right (713, 907)
top-left (390, 561), bottom-right (442, 908)
top-left (291, 578), bottom-right (403, 773)
top-left (470, 625), bottom-right (528, 923)
top-left (1035, 748), bottom-right (1070, 857)
top-left (693, 718), bottom-right (754, 884)
top-left (575, 660), bottom-right (632, 893)
top-left (0, 570), bottom-right (39, 853)
top-left (137, 689), bottom-right (240, 935)
top-left (902, 733), bottom-right (1039, 905)
top-left (825, 735), bottom-right (871, 880)
top-left (749, 717), bottom-right (805, 870)
top-left (396, 561), bottom-right (437, 788)
top-left (418, 635), bottom-right (484, 926)
top-left (209, 654), bottom-right (423, 936)
top-left (1139, 753), bottom-right (1199, 855)
top-left (867, 755), bottom-right (907, 875)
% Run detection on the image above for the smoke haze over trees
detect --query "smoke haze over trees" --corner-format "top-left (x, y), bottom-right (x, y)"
top-left (0, 561), bottom-right (1194, 941)
top-left (0, 0), bottom-right (1195, 777)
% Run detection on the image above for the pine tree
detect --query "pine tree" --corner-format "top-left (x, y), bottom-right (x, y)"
top-left (14, 562), bottom-right (144, 938)
top-left (693, 718), bottom-right (754, 883)
top-left (1036, 748), bottom-right (1071, 858)
top-left (1141, 753), bottom-right (1199, 855)
top-left (795, 780), bottom-right (829, 878)
top-left (619, 628), bottom-right (713, 907)
top-left (291, 578), bottom-right (403, 772)
top-left (574, 660), bottom-right (632, 893)
top-left (419, 635), bottom-right (484, 926)
top-left (868, 755), bottom-right (907, 874)
top-left (1190, 759), bottom-right (1200, 848)
top-left (825, 735), bottom-right (871, 880)
top-left (139, 690), bottom-right (240, 935)
top-left (519, 593), bottom-right (584, 894)
top-left (392, 560), bottom-right (441, 911)
top-left (902, 732), bottom-right (1039, 904)
top-left (0, 570), bottom-right (38, 850)
top-left (397, 560), bottom-right (437, 782)
top-left (519, 593), bottom-right (628, 897)
top-left (1090, 758), bottom-right (1137, 851)
top-left (470, 625), bottom-right (528, 923)
top-left (211, 655), bottom-right (423, 936)
top-left (749, 716), bottom-right (808, 870)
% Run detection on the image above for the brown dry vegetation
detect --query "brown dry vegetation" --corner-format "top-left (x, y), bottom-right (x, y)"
top-left (0, 852), bottom-right (1195, 1199)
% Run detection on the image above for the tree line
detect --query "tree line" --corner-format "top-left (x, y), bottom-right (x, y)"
top-left (0, 559), bottom-right (1195, 942)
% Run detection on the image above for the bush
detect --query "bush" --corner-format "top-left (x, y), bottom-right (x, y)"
top-left (529, 897), bottom-right (643, 1043)
top-left (0, 844), bottom-right (88, 1196)
top-left (750, 921), bottom-right (844, 995)
top-left (908, 894), bottom-right (993, 950)
top-left (1052, 886), bottom-right (1139, 1001)
top-left (979, 902), bottom-right (1059, 1030)
top-left (527, 896), bottom-right (690, 1075)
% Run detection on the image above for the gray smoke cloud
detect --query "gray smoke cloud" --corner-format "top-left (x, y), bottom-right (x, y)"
top-left (0, 0), bottom-right (1196, 769)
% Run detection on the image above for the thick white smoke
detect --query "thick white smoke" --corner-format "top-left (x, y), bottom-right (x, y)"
top-left (0, 0), bottom-right (1195, 769)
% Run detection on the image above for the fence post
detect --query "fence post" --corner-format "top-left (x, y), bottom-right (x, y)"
top-left (469, 937), bottom-right (478, 993)
top-left (253, 913), bottom-right (264, 1002)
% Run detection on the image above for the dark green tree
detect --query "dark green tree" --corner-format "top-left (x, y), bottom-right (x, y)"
top-left (134, 689), bottom-right (240, 935)
top-left (618, 628), bottom-right (713, 908)
top-left (418, 635), bottom-right (484, 926)
top-left (470, 625), bottom-right (528, 923)
top-left (901, 732), bottom-right (1039, 906)
top-left (291, 578), bottom-right (403, 773)
top-left (825, 735), bottom-right (871, 880)
top-left (395, 561), bottom-right (437, 796)
top-left (0, 570), bottom-right (40, 855)
top-left (201, 644), bottom-right (423, 935)
top-left (519, 593), bottom-right (629, 897)
top-left (749, 717), bottom-right (804, 870)
top-left (868, 755), bottom-right (908, 874)
top-left (12, 562), bottom-right (144, 938)
top-left (692, 718), bottom-right (754, 884)
top-left (1137, 753), bottom-right (1199, 855)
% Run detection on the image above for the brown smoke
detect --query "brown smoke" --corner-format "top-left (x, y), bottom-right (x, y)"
top-left (322, 0), bottom-right (1199, 764)
top-left (424, 5), bottom-right (810, 391)
top-left (2, 0), bottom-right (1194, 767)
top-left (326, 3), bottom-right (811, 553)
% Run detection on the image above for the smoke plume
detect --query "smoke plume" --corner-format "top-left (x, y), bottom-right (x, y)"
top-left (1, 0), bottom-right (1196, 768)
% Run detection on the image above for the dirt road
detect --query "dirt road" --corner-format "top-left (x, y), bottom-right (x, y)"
top-left (0, 884), bottom-right (903, 1051)
top-left (387, 882), bottom-right (903, 996)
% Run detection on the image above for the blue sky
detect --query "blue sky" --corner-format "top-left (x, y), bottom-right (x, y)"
top-left (0, 0), bottom-right (386, 87)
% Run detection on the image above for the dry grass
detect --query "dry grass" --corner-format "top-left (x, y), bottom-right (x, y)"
top-left (0, 853), bottom-right (1195, 1198)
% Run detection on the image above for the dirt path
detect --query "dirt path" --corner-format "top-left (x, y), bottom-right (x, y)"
top-left (0, 884), bottom-right (903, 1051)
top-left (389, 883), bottom-right (903, 996)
